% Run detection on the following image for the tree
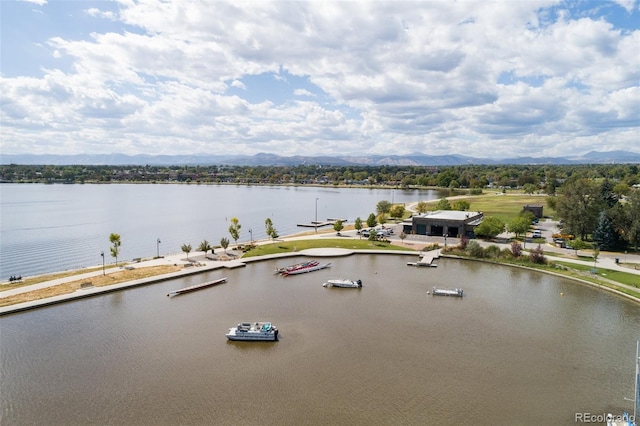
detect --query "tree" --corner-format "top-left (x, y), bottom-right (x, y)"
top-left (554, 178), bottom-right (600, 240)
top-left (566, 238), bottom-right (589, 256)
top-left (109, 233), bottom-right (121, 266)
top-left (621, 190), bottom-right (640, 250)
top-left (220, 237), bottom-right (229, 254)
top-left (228, 217), bottom-right (241, 248)
top-left (522, 183), bottom-right (537, 195)
top-left (592, 211), bottom-right (618, 251)
top-left (376, 200), bottom-right (392, 218)
top-left (415, 201), bottom-right (429, 214)
top-left (507, 216), bottom-right (530, 239)
top-left (198, 240), bottom-right (212, 257)
top-left (333, 219), bottom-right (344, 235)
top-left (265, 218), bottom-right (278, 240)
top-left (435, 198), bottom-right (451, 210)
top-left (181, 243), bottom-right (192, 259)
top-left (474, 216), bottom-right (505, 239)
top-left (390, 204), bottom-right (405, 218)
top-left (452, 200), bottom-right (470, 211)
top-left (366, 213), bottom-right (377, 228)
top-left (354, 217), bottom-right (363, 234)
top-left (599, 178), bottom-right (618, 208)
top-left (399, 231), bottom-right (407, 243)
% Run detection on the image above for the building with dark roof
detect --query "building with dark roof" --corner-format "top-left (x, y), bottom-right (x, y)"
top-left (402, 210), bottom-right (484, 238)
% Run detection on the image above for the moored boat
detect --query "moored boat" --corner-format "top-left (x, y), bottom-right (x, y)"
top-left (167, 277), bottom-right (227, 297)
top-left (275, 260), bottom-right (319, 275)
top-left (431, 287), bottom-right (463, 297)
top-left (282, 262), bottom-right (331, 276)
top-left (226, 322), bottom-right (279, 341)
top-left (323, 278), bottom-right (362, 288)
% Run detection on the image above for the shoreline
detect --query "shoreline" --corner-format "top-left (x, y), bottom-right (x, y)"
top-left (1, 227), bottom-right (639, 315)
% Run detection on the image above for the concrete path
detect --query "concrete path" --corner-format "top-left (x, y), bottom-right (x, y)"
top-left (1, 225), bottom-right (638, 315)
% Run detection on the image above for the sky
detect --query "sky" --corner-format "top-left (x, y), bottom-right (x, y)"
top-left (1, 0), bottom-right (639, 159)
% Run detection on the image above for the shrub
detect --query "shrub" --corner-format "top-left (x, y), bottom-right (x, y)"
top-left (458, 236), bottom-right (469, 250)
top-left (529, 246), bottom-right (547, 264)
top-left (467, 241), bottom-right (484, 258)
top-left (510, 241), bottom-right (523, 257)
top-left (484, 245), bottom-right (501, 258)
top-left (500, 248), bottom-right (513, 258)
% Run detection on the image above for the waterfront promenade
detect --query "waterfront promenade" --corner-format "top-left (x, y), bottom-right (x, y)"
top-left (1, 226), bottom-right (639, 315)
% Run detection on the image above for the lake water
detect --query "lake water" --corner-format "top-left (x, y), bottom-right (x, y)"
top-left (1, 255), bottom-right (638, 425)
top-left (1, 183), bottom-right (638, 425)
top-left (0, 183), bottom-right (444, 278)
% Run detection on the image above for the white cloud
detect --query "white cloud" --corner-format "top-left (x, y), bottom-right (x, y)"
top-left (1, 0), bottom-right (639, 158)
top-left (84, 8), bottom-right (116, 20)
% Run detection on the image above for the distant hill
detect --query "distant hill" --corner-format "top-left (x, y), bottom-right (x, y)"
top-left (2, 151), bottom-right (639, 166)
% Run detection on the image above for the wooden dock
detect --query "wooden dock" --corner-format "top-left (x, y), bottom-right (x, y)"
top-left (297, 218), bottom-right (347, 228)
top-left (408, 250), bottom-right (440, 267)
top-left (167, 277), bottom-right (227, 297)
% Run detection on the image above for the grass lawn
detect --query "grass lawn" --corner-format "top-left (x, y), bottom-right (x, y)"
top-left (242, 238), bottom-right (417, 258)
top-left (422, 193), bottom-right (553, 223)
top-left (551, 261), bottom-right (640, 288)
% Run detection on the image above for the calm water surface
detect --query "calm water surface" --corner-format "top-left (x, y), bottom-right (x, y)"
top-left (1, 255), bottom-right (638, 425)
top-left (0, 184), bottom-right (442, 278)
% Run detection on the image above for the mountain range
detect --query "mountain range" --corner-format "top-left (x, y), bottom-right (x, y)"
top-left (2, 151), bottom-right (639, 166)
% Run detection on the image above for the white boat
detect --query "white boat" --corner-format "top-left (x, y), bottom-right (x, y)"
top-left (431, 287), bottom-right (463, 297)
top-left (226, 322), bottom-right (279, 341)
top-left (323, 278), bottom-right (362, 288)
top-left (282, 262), bottom-right (331, 276)
top-left (607, 341), bottom-right (639, 426)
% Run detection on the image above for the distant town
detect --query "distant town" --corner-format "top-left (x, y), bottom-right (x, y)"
top-left (1, 163), bottom-right (638, 191)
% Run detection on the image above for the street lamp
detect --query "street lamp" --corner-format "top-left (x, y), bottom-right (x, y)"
top-left (315, 198), bottom-right (319, 233)
top-left (156, 238), bottom-right (161, 258)
top-left (101, 251), bottom-right (105, 275)
top-left (444, 234), bottom-right (448, 250)
top-left (249, 228), bottom-right (253, 244)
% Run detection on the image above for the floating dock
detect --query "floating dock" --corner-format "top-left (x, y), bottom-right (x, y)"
top-left (167, 277), bottom-right (227, 297)
top-left (408, 250), bottom-right (440, 267)
top-left (297, 219), bottom-right (347, 228)
top-left (431, 287), bottom-right (464, 297)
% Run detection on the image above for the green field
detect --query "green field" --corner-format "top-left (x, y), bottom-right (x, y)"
top-left (423, 192), bottom-right (553, 222)
top-left (242, 238), bottom-right (417, 258)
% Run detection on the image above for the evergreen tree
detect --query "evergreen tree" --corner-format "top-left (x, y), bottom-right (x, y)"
top-left (599, 179), bottom-right (618, 208)
top-left (592, 211), bottom-right (618, 250)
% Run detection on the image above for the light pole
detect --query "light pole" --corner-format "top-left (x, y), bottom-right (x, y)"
top-left (315, 197), bottom-right (319, 233)
top-left (157, 238), bottom-right (161, 258)
top-left (444, 234), bottom-right (448, 250)
top-left (249, 228), bottom-right (253, 245)
top-left (101, 251), bottom-right (105, 275)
